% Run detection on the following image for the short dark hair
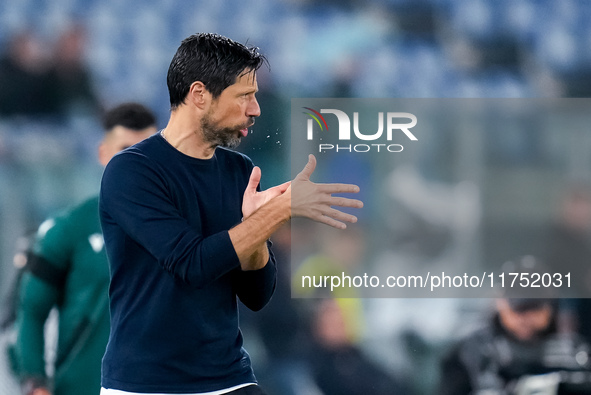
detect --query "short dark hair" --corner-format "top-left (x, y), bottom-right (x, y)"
top-left (167, 33), bottom-right (267, 109)
top-left (102, 103), bottom-right (157, 131)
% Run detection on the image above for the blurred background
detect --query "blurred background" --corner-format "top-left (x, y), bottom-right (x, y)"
top-left (2, 0), bottom-right (591, 394)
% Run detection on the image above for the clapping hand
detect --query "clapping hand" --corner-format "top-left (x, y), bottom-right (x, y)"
top-left (291, 154), bottom-right (363, 229)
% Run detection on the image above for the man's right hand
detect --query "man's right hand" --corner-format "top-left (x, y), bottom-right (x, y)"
top-left (290, 154), bottom-right (363, 229)
top-left (230, 154), bottom-right (362, 269)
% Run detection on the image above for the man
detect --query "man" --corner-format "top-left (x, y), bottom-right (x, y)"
top-left (13, 103), bottom-right (157, 395)
top-left (308, 298), bottom-right (411, 395)
top-left (99, 33), bottom-right (362, 395)
top-left (439, 295), bottom-right (591, 394)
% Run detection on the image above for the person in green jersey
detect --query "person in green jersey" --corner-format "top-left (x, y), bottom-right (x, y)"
top-left (12, 103), bottom-right (157, 395)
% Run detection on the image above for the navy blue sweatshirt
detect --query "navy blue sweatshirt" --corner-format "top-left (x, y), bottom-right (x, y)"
top-left (99, 133), bottom-right (277, 393)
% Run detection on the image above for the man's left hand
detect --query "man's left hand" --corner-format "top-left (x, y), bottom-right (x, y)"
top-left (242, 166), bottom-right (290, 219)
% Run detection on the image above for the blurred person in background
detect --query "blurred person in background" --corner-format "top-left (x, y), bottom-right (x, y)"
top-left (308, 298), bottom-right (411, 395)
top-left (544, 185), bottom-right (591, 340)
top-left (545, 186), bottom-right (591, 297)
top-left (439, 257), bottom-right (591, 395)
top-left (0, 26), bottom-right (101, 121)
top-left (0, 31), bottom-right (57, 118)
top-left (293, 225), bottom-right (367, 342)
top-left (49, 24), bottom-right (102, 119)
top-left (10, 103), bottom-right (157, 395)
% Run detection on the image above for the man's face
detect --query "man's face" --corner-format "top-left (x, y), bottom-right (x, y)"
top-left (99, 125), bottom-right (157, 166)
top-left (201, 70), bottom-right (260, 149)
top-left (497, 299), bottom-right (553, 342)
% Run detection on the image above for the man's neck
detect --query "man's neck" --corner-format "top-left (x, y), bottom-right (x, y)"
top-left (161, 111), bottom-right (215, 159)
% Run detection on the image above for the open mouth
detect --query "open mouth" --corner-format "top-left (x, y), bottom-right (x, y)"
top-left (240, 120), bottom-right (255, 137)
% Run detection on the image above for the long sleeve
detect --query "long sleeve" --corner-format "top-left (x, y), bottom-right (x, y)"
top-left (233, 241), bottom-right (277, 311)
top-left (14, 272), bottom-right (59, 382)
top-left (12, 197), bottom-right (111, 393)
top-left (100, 136), bottom-right (269, 392)
top-left (13, 213), bottom-right (72, 383)
top-left (100, 151), bottom-right (241, 288)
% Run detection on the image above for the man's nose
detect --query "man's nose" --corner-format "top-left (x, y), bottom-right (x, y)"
top-left (247, 97), bottom-right (261, 118)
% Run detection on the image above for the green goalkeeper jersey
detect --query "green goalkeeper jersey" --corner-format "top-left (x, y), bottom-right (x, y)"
top-left (14, 195), bottom-right (110, 395)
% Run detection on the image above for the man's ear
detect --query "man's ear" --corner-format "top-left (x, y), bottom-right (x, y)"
top-left (98, 141), bottom-right (110, 167)
top-left (188, 81), bottom-right (210, 109)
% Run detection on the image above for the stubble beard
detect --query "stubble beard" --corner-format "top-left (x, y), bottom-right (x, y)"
top-left (201, 113), bottom-right (253, 150)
